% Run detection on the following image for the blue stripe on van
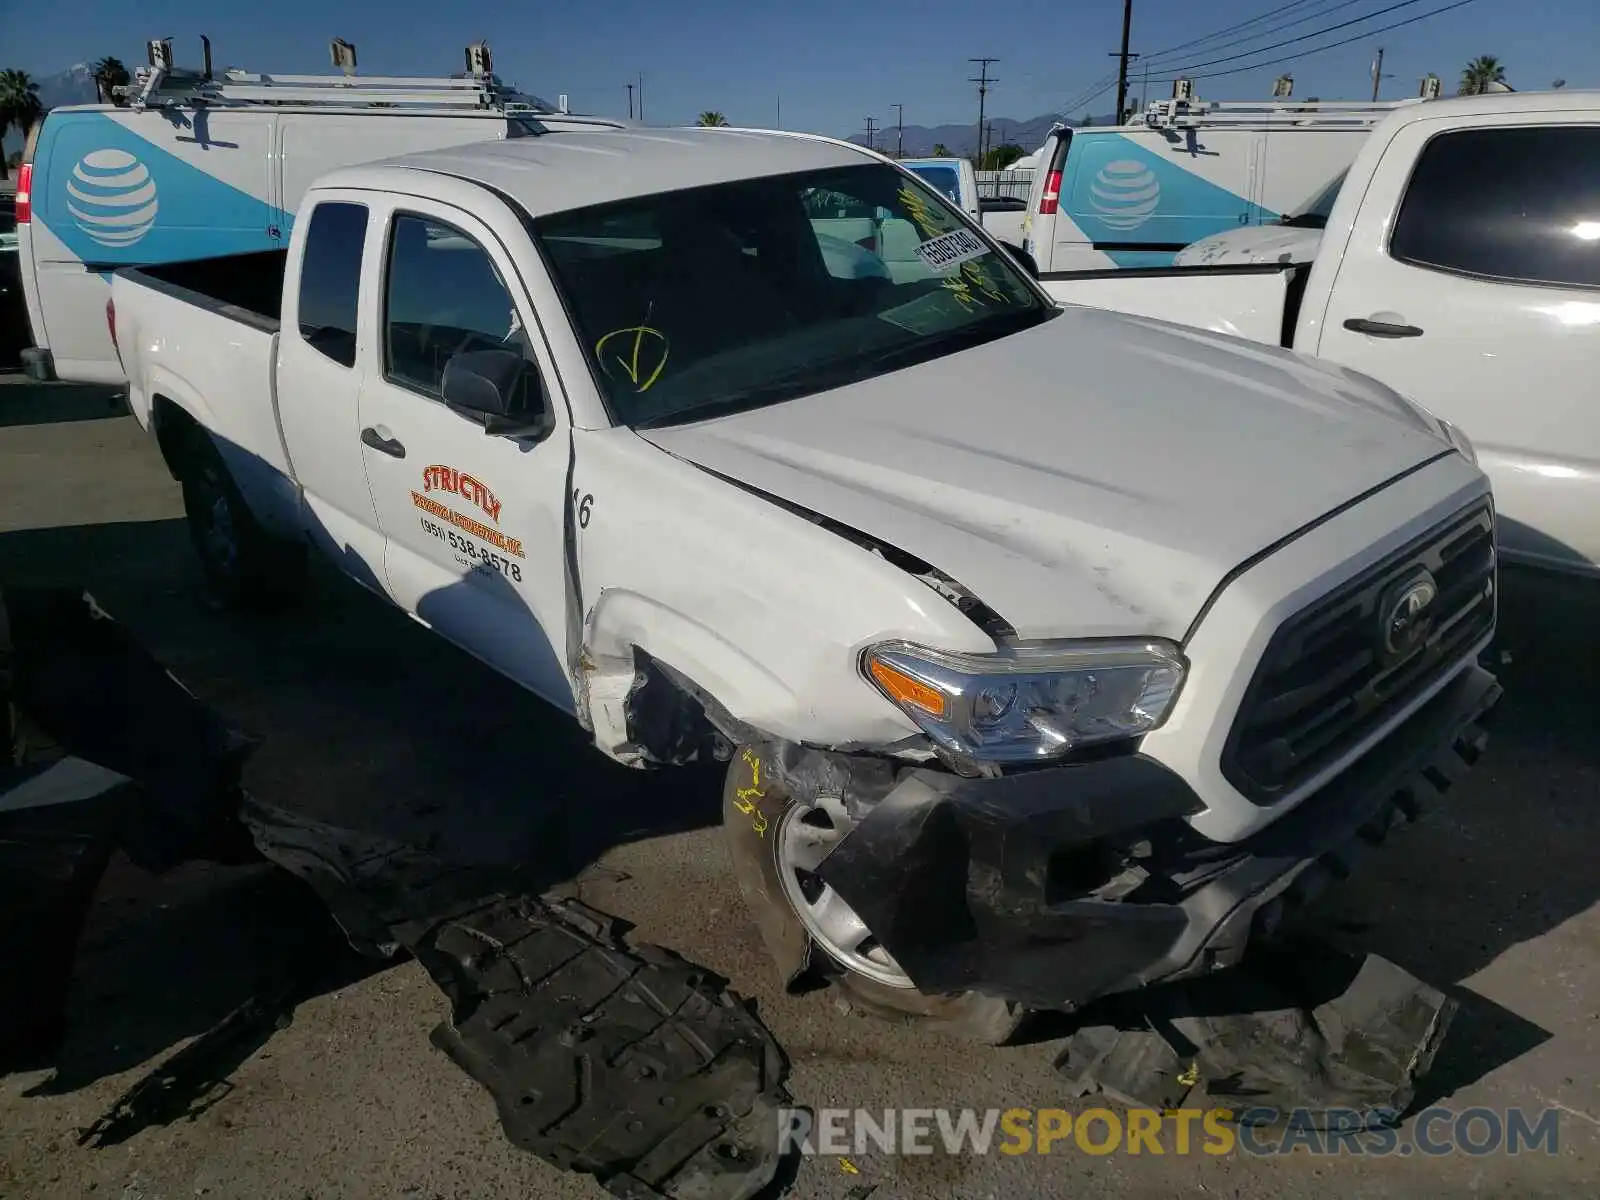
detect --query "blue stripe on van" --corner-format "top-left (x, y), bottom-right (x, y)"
top-left (33, 111), bottom-right (282, 267)
top-left (1064, 132), bottom-right (1279, 266)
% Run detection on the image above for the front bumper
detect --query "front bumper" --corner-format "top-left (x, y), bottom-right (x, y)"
top-left (815, 663), bottom-right (1501, 1011)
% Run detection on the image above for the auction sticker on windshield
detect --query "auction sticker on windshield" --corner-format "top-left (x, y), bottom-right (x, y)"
top-left (915, 228), bottom-right (989, 273)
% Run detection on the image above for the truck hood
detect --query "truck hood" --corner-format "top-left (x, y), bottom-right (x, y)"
top-left (1174, 226), bottom-right (1325, 267)
top-left (639, 308), bottom-right (1448, 642)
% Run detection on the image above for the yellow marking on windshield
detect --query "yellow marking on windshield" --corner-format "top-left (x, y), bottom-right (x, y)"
top-left (595, 325), bottom-right (670, 393)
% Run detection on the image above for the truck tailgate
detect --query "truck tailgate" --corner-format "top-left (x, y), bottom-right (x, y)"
top-left (1040, 263), bottom-right (1301, 347)
top-left (111, 270), bottom-right (296, 514)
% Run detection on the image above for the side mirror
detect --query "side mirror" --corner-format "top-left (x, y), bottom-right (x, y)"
top-left (1001, 242), bottom-right (1039, 279)
top-left (442, 349), bottom-right (552, 439)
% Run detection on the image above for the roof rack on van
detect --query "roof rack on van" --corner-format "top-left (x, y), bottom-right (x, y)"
top-left (121, 36), bottom-right (542, 115)
top-left (1139, 98), bottom-right (1419, 131)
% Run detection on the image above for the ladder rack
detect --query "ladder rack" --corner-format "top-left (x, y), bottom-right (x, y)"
top-left (1140, 97), bottom-right (1422, 131)
top-left (123, 67), bottom-right (529, 112)
top-left (119, 36), bottom-right (544, 114)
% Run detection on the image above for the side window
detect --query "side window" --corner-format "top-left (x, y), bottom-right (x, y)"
top-left (1390, 126), bottom-right (1600, 288)
top-left (384, 214), bottom-right (524, 396)
top-left (297, 202), bottom-right (368, 367)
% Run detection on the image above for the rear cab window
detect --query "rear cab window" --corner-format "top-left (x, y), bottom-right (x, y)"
top-left (1389, 125), bottom-right (1600, 288)
top-left (297, 201), bottom-right (369, 366)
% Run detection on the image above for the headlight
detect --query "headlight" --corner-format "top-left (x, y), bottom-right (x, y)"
top-left (1437, 417), bottom-right (1478, 466)
top-left (862, 639), bottom-right (1186, 763)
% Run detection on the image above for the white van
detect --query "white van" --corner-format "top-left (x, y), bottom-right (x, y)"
top-left (1020, 97), bottom-right (1415, 273)
top-left (16, 47), bottom-right (622, 385)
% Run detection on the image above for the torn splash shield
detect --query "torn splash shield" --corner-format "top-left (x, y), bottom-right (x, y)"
top-left (1056, 940), bottom-right (1459, 1126)
top-left (244, 799), bottom-right (792, 1200)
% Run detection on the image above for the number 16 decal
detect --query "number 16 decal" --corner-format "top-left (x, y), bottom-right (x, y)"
top-left (572, 490), bottom-right (594, 528)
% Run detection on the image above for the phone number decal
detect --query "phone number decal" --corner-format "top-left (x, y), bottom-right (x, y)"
top-left (411, 491), bottom-right (525, 558)
top-left (419, 516), bottom-right (524, 582)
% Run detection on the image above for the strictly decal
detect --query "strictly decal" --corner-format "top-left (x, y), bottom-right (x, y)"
top-left (422, 464), bottom-right (503, 524)
top-left (411, 463), bottom-right (526, 573)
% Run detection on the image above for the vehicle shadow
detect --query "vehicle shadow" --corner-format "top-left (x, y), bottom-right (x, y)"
top-left (0, 381), bottom-right (128, 428)
top-left (0, 512), bottom-right (724, 1104)
top-left (1303, 563), bottom-right (1599, 1103)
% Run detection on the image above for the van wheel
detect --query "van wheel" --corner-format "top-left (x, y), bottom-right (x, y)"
top-left (722, 746), bottom-right (1027, 1045)
top-left (178, 430), bottom-right (306, 610)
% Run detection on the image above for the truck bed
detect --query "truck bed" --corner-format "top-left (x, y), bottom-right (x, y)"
top-left (112, 251), bottom-right (301, 542)
top-left (1040, 262), bottom-right (1309, 347)
top-left (129, 250), bottom-right (288, 332)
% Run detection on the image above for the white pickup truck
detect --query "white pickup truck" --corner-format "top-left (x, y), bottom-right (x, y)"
top-left (1044, 91), bottom-right (1600, 578)
top-left (109, 126), bottom-right (1500, 1042)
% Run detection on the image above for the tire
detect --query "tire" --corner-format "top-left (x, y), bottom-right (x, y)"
top-left (722, 745), bottom-right (1027, 1045)
top-left (176, 427), bottom-right (306, 610)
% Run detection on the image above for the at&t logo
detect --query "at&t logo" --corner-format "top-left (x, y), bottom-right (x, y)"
top-left (67, 149), bottom-right (159, 248)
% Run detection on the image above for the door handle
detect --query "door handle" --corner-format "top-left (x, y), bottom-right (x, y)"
top-left (360, 426), bottom-right (406, 458)
top-left (1342, 317), bottom-right (1424, 338)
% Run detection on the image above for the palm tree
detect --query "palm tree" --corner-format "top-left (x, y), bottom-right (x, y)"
top-left (92, 56), bottom-right (132, 106)
top-left (1458, 55), bottom-right (1507, 96)
top-left (0, 69), bottom-right (44, 181)
top-left (697, 111), bottom-right (729, 127)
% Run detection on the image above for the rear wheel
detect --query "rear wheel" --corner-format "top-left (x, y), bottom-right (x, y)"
top-left (177, 429), bottom-right (306, 610)
top-left (722, 746), bottom-right (1026, 1044)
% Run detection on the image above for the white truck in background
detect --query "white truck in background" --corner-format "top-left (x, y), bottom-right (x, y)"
top-left (1045, 91), bottom-right (1600, 579)
top-left (108, 126), bottom-right (1499, 1043)
top-left (900, 157), bottom-right (1027, 247)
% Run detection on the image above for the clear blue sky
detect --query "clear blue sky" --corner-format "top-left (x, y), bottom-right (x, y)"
top-left (6, 0), bottom-right (1597, 138)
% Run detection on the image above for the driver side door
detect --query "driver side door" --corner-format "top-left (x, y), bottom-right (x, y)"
top-left (356, 200), bottom-right (575, 713)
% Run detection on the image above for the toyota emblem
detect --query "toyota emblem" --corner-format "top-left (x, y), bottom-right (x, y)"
top-left (1379, 568), bottom-right (1438, 660)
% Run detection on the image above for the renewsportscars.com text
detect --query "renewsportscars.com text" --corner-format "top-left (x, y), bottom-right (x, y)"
top-left (778, 1106), bottom-right (1562, 1158)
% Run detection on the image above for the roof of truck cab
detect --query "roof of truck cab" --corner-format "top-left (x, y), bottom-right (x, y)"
top-left (1384, 88), bottom-right (1600, 121)
top-left (321, 127), bottom-right (876, 217)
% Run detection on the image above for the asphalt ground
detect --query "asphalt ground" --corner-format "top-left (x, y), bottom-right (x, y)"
top-left (1, 374), bottom-right (1596, 1198)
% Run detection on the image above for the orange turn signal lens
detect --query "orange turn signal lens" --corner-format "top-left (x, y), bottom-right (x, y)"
top-left (868, 658), bottom-right (947, 718)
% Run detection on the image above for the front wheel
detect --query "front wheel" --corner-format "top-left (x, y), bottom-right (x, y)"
top-left (722, 745), bottom-right (1026, 1045)
top-left (178, 430), bottom-right (306, 610)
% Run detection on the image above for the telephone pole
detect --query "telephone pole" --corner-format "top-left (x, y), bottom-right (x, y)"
top-left (1370, 47), bottom-right (1386, 101)
top-left (891, 102), bottom-right (904, 158)
top-left (626, 82), bottom-right (634, 119)
top-left (638, 73), bottom-right (645, 122)
top-left (969, 58), bottom-right (998, 163)
top-left (864, 116), bottom-right (878, 151)
top-left (1112, 0), bottom-right (1135, 124)
top-left (983, 121), bottom-right (995, 166)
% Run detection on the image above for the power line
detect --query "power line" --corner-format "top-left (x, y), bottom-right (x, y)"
top-left (1140, 0), bottom-right (1381, 73)
top-left (1055, 1), bottom-right (1336, 116)
top-left (1142, 0), bottom-right (1483, 85)
top-left (1060, 0), bottom-right (1476, 113)
top-left (970, 58), bottom-right (998, 160)
top-left (1142, 0), bottom-right (1344, 61)
top-left (1144, 0), bottom-right (1450, 77)
top-left (1055, 0), bottom-right (1393, 118)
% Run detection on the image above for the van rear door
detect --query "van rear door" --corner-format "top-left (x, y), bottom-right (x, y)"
top-left (1047, 128), bottom-right (1257, 272)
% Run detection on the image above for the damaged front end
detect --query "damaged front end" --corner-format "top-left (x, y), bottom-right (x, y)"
top-left (738, 663), bottom-right (1501, 1014)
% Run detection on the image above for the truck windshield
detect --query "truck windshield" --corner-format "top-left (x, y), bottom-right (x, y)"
top-left (532, 163), bottom-right (1053, 428)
